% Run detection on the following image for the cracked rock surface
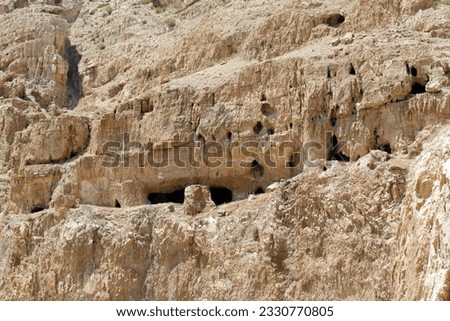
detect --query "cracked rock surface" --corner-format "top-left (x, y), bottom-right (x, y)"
top-left (0, 0), bottom-right (450, 300)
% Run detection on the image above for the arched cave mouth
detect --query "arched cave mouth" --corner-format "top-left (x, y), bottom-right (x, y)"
top-left (326, 14), bottom-right (345, 28)
top-left (210, 187), bottom-right (233, 206)
top-left (148, 188), bottom-right (185, 204)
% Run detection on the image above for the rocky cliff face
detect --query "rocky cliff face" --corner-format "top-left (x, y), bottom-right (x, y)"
top-left (0, 0), bottom-right (449, 300)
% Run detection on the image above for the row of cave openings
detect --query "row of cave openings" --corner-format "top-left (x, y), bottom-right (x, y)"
top-left (197, 92), bottom-right (280, 144)
top-left (113, 186), bottom-right (266, 208)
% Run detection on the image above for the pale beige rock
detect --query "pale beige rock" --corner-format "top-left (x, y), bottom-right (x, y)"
top-left (0, 0), bottom-right (449, 301)
top-left (183, 185), bottom-right (215, 216)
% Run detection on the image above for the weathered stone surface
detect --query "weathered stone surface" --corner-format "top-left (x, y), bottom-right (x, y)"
top-left (0, 0), bottom-right (449, 300)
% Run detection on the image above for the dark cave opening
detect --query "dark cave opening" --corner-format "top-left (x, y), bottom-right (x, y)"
top-left (330, 116), bottom-right (337, 127)
top-left (411, 82), bottom-right (426, 94)
top-left (287, 153), bottom-right (300, 168)
top-left (64, 40), bottom-right (83, 108)
top-left (251, 159), bottom-right (264, 175)
top-left (254, 187), bottom-right (265, 195)
top-left (30, 205), bottom-right (47, 213)
top-left (115, 199), bottom-right (121, 208)
top-left (148, 188), bottom-right (185, 204)
top-left (253, 121), bottom-right (263, 134)
top-left (261, 102), bottom-right (275, 116)
top-left (326, 14), bottom-right (345, 28)
top-left (379, 143), bottom-right (392, 154)
top-left (210, 187), bottom-right (233, 206)
top-left (328, 135), bottom-right (350, 162)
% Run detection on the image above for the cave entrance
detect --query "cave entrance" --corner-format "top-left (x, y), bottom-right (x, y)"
top-left (411, 82), bottom-right (426, 94)
top-left (328, 135), bottom-right (350, 162)
top-left (379, 143), bottom-right (392, 154)
top-left (326, 14), bottom-right (345, 28)
top-left (30, 205), bottom-right (48, 213)
top-left (254, 187), bottom-right (265, 195)
top-left (210, 187), bottom-right (233, 206)
top-left (148, 188), bottom-right (185, 204)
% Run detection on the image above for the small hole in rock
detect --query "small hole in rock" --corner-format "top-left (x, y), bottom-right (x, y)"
top-left (289, 122), bottom-right (293, 129)
top-left (261, 93), bottom-right (267, 101)
top-left (411, 66), bottom-right (418, 77)
top-left (148, 188), bottom-right (185, 204)
top-left (267, 128), bottom-right (275, 135)
top-left (31, 205), bottom-right (47, 213)
top-left (210, 187), bottom-right (233, 205)
top-left (330, 117), bottom-right (337, 126)
top-left (323, 166), bottom-right (327, 171)
top-left (349, 64), bottom-right (356, 75)
top-left (251, 160), bottom-right (265, 179)
top-left (141, 101), bottom-right (153, 114)
top-left (115, 199), bottom-right (121, 208)
top-left (255, 187), bottom-right (265, 195)
top-left (261, 102), bottom-right (275, 116)
top-left (227, 131), bottom-right (232, 140)
top-left (380, 143), bottom-right (392, 154)
top-left (197, 133), bottom-right (205, 144)
top-left (326, 14), bottom-right (345, 27)
top-left (253, 121), bottom-right (263, 134)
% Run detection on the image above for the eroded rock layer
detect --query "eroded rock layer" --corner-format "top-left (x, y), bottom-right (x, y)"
top-left (0, 0), bottom-right (449, 300)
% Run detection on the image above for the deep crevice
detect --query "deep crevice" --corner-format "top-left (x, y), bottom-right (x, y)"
top-left (287, 153), bottom-right (300, 168)
top-left (64, 39), bottom-right (83, 108)
top-left (210, 187), bottom-right (233, 205)
top-left (328, 135), bottom-right (350, 162)
top-left (148, 188), bottom-right (185, 204)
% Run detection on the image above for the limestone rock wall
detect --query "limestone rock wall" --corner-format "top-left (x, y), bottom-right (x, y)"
top-left (0, 0), bottom-right (449, 300)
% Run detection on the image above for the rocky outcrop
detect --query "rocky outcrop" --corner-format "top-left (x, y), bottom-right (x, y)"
top-left (0, 0), bottom-right (449, 300)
